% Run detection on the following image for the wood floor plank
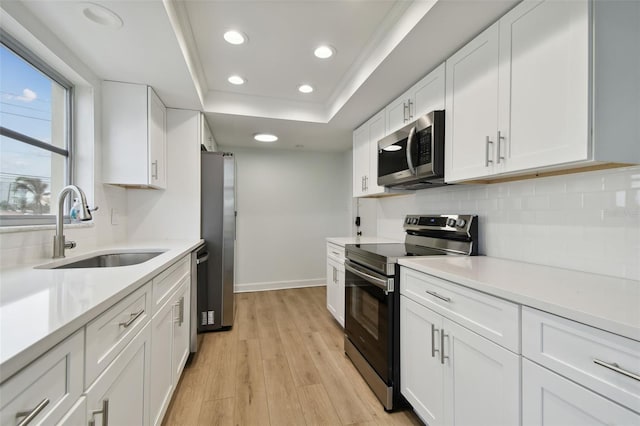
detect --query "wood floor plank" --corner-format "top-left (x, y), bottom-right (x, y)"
top-left (296, 383), bottom-right (342, 426)
top-left (278, 327), bottom-right (323, 387)
top-left (234, 338), bottom-right (270, 425)
top-left (162, 365), bottom-right (204, 426)
top-left (202, 329), bottom-right (238, 401)
top-left (302, 331), bottom-right (374, 425)
top-left (197, 397), bottom-right (235, 426)
top-left (255, 290), bottom-right (286, 361)
top-left (236, 292), bottom-right (259, 341)
top-left (262, 357), bottom-right (306, 425)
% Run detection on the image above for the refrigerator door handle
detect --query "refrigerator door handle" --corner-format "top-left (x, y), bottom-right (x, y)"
top-left (196, 253), bottom-right (209, 264)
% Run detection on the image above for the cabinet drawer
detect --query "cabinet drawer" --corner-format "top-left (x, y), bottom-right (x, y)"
top-left (0, 331), bottom-right (83, 426)
top-left (152, 255), bottom-right (190, 311)
top-left (522, 307), bottom-right (640, 412)
top-left (86, 282), bottom-right (151, 387)
top-left (326, 243), bottom-right (345, 263)
top-left (401, 267), bottom-right (520, 352)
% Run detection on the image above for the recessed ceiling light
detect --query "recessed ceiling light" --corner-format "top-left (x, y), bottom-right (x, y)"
top-left (298, 84), bottom-right (314, 94)
top-left (383, 145), bottom-right (402, 152)
top-left (228, 75), bottom-right (245, 85)
top-left (314, 45), bottom-right (335, 59)
top-left (224, 30), bottom-right (247, 45)
top-left (254, 133), bottom-right (278, 143)
top-left (81, 2), bottom-right (123, 28)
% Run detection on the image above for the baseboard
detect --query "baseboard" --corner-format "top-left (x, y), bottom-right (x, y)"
top-left (234, 278), bottom-right (325, 293)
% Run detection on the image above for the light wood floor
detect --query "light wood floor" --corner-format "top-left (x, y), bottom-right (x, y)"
top-left (163, 286), bottom-right (422, 426)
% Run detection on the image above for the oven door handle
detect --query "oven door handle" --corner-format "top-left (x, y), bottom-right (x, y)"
top-left (345, 260), bottom-right (392, 292)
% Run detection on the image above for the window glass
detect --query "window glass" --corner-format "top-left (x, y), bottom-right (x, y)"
top-left (0, 37), bottom-right (71, 222)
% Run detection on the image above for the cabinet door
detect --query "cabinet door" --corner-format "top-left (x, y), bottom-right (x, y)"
top-left (522, 359), bottom-right (639, 426)
top-left (366, 110), bottom-right (386, 196)
top-left (326, 257), bottom-right (340, 322)
top-left (148, 87), bottom-right (167, 189)
top-left (400, 296), bottom-right (444, 426)
top-left (353, 125), bottom-right (369, 197)
top-left (413, 62), bottom-right (446, 118)
top-left (172, 279), bottom-right (191, 384)
top-left (386, 93), bottom-right (410, 134)
top-left (335, 261), bottom-right (345, 327)
top-left (442, 318), bottom-right (520, 426)
top-left (498, 0), bottom-right (589, 172)
top-left (86, 323), bottom-right (151, 426)
top-left (150, 298), bottom-right (174, 426)
top-left (445, 22), bottom-right (500, 182)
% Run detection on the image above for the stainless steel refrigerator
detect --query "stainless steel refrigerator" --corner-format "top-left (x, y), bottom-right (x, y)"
top-left (199, 151), bottom-right (235, 331)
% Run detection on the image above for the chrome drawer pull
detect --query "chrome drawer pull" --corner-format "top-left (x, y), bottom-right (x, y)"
top-left (16, 398), bottom-right (49, 426)
top-left (594, 359), bottom-right (640, 381)
top-left (425, 290), bottom-right (451, 303)
top-left (485, 136), bottom-right (493, 167)
top-left (119, 309), bottom-right (144, 328)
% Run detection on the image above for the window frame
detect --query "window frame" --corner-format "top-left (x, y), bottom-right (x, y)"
top-left (0, 30), bottom-right (74, 227)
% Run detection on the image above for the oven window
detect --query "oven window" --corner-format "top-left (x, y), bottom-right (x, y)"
top-left (351, 287), bottom-right (379, 339)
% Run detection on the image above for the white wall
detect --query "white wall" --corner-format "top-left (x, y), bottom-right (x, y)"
top-left (366, 165), bottom-right (640, 280)
top-left (126, 109), bottom-right (201, 241)
top-left (221, 146), bottom-right (350, 292)
top-left (0, 3), bottom-right (128, 266)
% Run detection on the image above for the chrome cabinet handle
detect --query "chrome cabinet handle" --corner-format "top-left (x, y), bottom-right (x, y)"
top-left (594, 359), bottom-right (640, 381)
top-left (403, 102), bottom-right (409, 122)
top-left (441, 331), bottom-right (449, 364)
top-left (431, 324), bottom-right (440, 358)
top-left (151, 160), bottom-right (158, 179)
top-left (331, 251), bottom-right (340, 257)
top-left (174, 297), bottom-right (185, 326)
top-left (408, 99), bottom-right (414, 120)
top-left (406, 127), bottom-right (417, 175)
top-left (425, 290), bottom-right (451, 303)
top-left (119, 309), bottom-right (144, 328)
top-left (497, 131), bottom-right (505, 164)
top-left (485, 136), bottom-right (493, 167)
top-left (88, 399), bottom-right (109, 426)
top-left (16, 398), bottom-right (49, 426)
top-left (361, 176), bottom-right (365, 192)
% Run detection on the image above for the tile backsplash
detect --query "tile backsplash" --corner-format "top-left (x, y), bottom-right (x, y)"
top-left (371, 165), bottom-right (640, 280)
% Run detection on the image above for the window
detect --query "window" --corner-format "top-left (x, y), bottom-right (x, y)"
top-left (0, 31), bottom-right (73, 226)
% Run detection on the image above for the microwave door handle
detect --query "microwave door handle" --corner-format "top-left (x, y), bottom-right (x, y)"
top-left (406, 126), bottom-right (417, 175)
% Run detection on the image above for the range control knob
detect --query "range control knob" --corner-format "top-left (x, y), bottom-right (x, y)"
top-left (456, 218), bottom-right (467, 228)
top-left (446, 218), bottom-right (456, 227)
top-left (412, 217), bottom-right (419, 225)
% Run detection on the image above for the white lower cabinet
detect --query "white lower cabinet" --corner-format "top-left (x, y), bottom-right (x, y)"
top-left (150, 276), bottom-right (191, 426)
top-left (55, 397), bottom-right (86, 426)
top-left (400, 295), bottom-right (520, 426)
top-left (86, 322), bottom-right (151, 426)
top-left (522, 359), bottom-right (639, 426)
top-left (326, 242), bottom-right (346, 327)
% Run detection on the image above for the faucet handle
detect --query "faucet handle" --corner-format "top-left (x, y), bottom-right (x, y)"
top-left (65, 241), bottom-right (77, 250)
top-left (89, 206), bottom-right (99, 212)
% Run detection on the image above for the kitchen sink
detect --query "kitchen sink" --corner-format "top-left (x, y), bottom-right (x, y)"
top-left (37, 250), bottom-right (166, 269)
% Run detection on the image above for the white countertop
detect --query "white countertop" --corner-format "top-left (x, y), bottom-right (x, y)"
top-left (327, 236), bottom-right (401, 246)
top-left (0, 239), bottom-right (203, 382)
top-left (398, 256), bottom-right (640, 342)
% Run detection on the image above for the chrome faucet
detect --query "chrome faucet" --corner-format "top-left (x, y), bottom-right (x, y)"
top-left (53, 185), bottom-right (94, 258)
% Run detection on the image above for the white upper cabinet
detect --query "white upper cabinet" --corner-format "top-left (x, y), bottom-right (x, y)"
top-left (103, 81), bottom-right (167, 189)
top-left (353, 110), bottom-right (388, 197)
top-left (201, 113), bottom-right (216, 152)
top-left (445, 24), bottom-right (501, 182)
top-left (386, 63), bottom-right (445, 134)
top-left (446, 0), bottom-right (640, 183)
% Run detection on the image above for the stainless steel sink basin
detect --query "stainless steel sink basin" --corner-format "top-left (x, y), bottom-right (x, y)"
top-left (43, 251), bottom-right (165, 269)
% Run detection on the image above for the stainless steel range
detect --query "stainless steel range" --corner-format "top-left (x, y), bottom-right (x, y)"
top-left (344, 214), bottom-right (478, 411)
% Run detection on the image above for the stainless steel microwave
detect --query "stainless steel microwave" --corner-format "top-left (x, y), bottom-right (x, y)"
top-left (377, 110), bottom-right (445, 189)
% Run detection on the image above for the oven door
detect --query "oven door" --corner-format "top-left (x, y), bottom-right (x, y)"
top-left (344, 259), bottom-right (392, 384)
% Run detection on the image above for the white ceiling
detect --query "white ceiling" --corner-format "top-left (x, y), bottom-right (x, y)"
top-left (14, 0), bottom-right (520, 152)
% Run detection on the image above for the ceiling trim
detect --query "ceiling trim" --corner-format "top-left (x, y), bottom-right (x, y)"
top-left (165, 0), bottom-right (439, 124)
top-left (162, 0), bottom-right (208, 108)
